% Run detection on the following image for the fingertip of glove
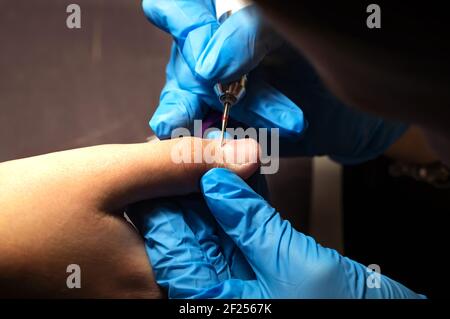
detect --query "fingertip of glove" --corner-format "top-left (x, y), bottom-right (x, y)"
top-left (201, 168), bottom-right (237, 197)
top-left (141, 0), bottom-right (153, 20)
top-left (192, 23), bottom-right (250, 83)
top-left (277, 99), bottom-right (306, 138)
top-left (287, 111), bottom-right (307, 139)
top-left (194, 52), bottom-right (220, 83)
top-left (149, 116), bottom-right (171, 140)
top-left (149, 104), bottom-right (190, 140)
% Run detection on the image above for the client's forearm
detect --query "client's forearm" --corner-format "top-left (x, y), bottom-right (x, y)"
top-left (0, 209), bottom-right (163, 298)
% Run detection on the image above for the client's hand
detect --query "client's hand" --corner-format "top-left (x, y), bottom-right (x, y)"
top-left (0, 137), bottom-right (259, 298)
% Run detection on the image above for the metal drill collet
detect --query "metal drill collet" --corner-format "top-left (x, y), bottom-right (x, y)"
top-left (214, 75), bottom-right (248, 106)
top-left (214, 75), bottom-right (248, 146)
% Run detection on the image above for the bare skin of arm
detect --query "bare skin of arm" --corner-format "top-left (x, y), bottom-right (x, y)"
top-left (0, 137), bottom-right (260, 298)
top-left (385, 126), bottom-right (439, 164)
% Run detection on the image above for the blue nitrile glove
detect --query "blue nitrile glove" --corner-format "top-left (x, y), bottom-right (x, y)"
top-left (256, 46), bottom-right (408, 163)
top-left (127, 195), bottom-right (254, 298)
top-left (142, 1), bottom-right (304, 140)
top-left (127, 171), bottom-right (270, 298)
top-left (143, 0), bottom-right (408, 164)
top-left (137, 168), bottom-right (426, 299)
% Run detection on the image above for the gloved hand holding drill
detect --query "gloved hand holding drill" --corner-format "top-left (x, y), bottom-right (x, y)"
top-left (143, 0), bottom-right (407, 164)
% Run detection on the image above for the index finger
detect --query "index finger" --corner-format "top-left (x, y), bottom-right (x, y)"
top-left (142, 0), bottom-right (219, 72)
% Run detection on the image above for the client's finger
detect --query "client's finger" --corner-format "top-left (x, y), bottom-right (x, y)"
top-left (0, 137), bottom-right (260, 212)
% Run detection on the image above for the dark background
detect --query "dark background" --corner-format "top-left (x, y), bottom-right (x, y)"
top-left (344, 158), bottom-right (450, 299)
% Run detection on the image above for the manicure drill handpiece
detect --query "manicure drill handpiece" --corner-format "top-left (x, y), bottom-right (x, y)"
top-left (214, 0), bottom-right (251, 146)
top-left (215, 76), bottom-right (248, 146)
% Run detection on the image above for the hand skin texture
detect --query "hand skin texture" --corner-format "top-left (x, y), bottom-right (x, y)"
top-left (0, 137), bottom-right (260, 298)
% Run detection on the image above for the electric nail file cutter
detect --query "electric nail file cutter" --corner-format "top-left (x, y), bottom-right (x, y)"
top-left (214, 0), bottom-right (252, 146)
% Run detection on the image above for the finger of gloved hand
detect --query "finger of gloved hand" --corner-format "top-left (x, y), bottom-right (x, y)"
top-left (150, 86), bottom-right (206, 140)
top-left (142, 0), bottom-right (218, 74)
top-left (128, 199), bottom-right (220, 298)
top-left (153, 42), bottom-right (304, 139)
top-left (192, 279), bottom-right (263, 299)
top-left (200, 169), bottom-right (428, 299)
top-left (196, 78), bottom-right (304, 138)
top-left (195, 5), bottom-right (282, 83)
top-left (222, 78), bottom-right (304, 138)
top-left (179, 195), bottom-right (230, 281)
top-left (201, 168), bottom-right (302, 280)
top-left (150, 44), bottom-right (208, 139)
top-left (215, 226), bottom-right (255, 280)
top-left (141, 0), bottom-right (216, 39)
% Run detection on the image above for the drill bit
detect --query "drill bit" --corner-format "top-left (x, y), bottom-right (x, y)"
top-left (215, 76), bottom-right (247, 147)
top-left (214, 0), bottom-right (251, 148)
top-left (220, 102), bottom-right (231, 146)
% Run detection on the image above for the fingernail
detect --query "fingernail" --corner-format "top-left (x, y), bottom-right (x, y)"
top-left (206, 130), bottom-right (232, 140)
top-left (220, 138), bottom-right (260, 166)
